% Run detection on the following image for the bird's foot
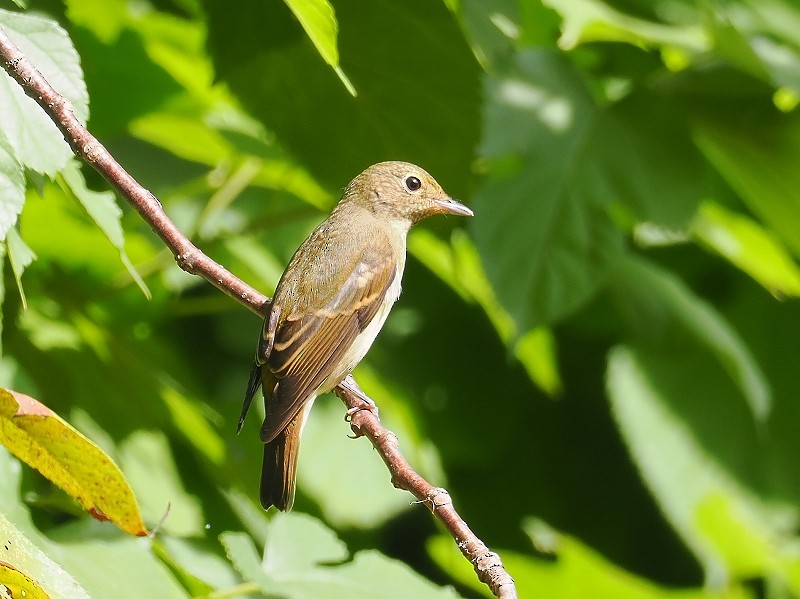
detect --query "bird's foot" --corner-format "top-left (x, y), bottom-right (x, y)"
top-left (344, 398), bottom-right (378, 422)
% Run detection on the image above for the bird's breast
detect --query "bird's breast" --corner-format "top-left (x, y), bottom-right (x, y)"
top-left (333, 259), bottom-right (404, 383)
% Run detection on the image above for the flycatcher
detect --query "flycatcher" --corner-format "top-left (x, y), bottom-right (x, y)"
top-left (239, 161), bottom-right (473, 511)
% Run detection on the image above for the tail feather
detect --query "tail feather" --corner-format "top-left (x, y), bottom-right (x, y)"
top-left (260, 414), bottom-right (301, 511)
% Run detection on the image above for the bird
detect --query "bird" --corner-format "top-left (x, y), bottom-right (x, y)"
top-left (238, 161), bottom-right (473, 511)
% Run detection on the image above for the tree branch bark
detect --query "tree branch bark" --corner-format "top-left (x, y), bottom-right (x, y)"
top-left (0, 26), bottom-right (516, 599)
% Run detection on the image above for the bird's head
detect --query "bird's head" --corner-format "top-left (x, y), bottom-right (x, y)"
top-left (342, 161), bottom-right (473, 225)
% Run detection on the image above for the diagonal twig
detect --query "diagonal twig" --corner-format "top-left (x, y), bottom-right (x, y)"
top-left (0, 26), bottom-right (517, 599)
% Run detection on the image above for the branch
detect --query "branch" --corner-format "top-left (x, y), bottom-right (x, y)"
top-left (0, 27), bottom-right (517, 599)
top-left (336, 377), bottom-right (517, 598)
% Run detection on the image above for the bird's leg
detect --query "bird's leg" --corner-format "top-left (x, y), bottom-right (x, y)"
top-left (340, 374), bottom-right (379, 421)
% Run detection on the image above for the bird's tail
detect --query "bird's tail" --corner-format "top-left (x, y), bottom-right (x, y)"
top-left (260, 412), bottom-right (302, 511)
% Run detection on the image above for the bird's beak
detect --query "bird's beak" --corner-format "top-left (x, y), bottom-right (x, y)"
top-left (433, 197), bottom-right (474, 217)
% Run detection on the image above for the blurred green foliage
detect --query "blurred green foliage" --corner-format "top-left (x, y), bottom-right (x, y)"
top-left (1, 0), bottom-right (800, 597)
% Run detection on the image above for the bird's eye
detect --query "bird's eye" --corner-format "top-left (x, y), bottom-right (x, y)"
top-left (404, 176), bottom-right (422, 192)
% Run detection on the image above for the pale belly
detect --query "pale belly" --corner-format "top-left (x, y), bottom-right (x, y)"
top-left (296, 261), bottom-right (404, 436)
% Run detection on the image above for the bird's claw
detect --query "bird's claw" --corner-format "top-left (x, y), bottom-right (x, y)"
top-left (344, 401), bottom-right (379, 423)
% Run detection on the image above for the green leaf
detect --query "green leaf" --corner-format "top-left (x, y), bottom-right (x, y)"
top-left (472, 49), bottom-right (706, 333)
top-left (64, 0), bottom-right (128, 44)
top-left (204, 0), bottom-right (480, 195)
top-left (692, 200), bottom-right (800, 297)
top-left (153, 535), bottom-right (243, 595)
top-left (0, 9), bottom-right (88, 175)
top-left (118, 429), bottom-right (204, 537)
top-left (161, 387), bottom-right (226, 467)
top-left (5, 227), bottom-right (36, 310)
top-left (542, 0), bottom-right (706, 52)
top-left (429, 530), bottom-right (753, 599)
top-left (709, 1), bottom-right (800, 93)
top-left (693, 108), bottom-right (800, 261)
top-left (60, 163), bottom-right (150, 298)
top-left (263, 512), bottom-right (348, 573)
top-left (427, 519), bottom-right (754, 599)
top-left (219, 530), bottom-right (263, 581)
top-left (471, 50), bottom-right (622, 332)
top-left (607, 345), bottom-right (800, 588)
top-left (0, 242), bottom-right (4, 355)
top-left (47, 520), bottom-right (188, 599)
top-left (610, 257), bottom-right (771, 421)
top-left (409, 229), bottom-right (563, 395)
top-left (222, 514), bottom-right (462, 598)
top-left (455, 0), bottom-right (520, 70)
top-left (0, 134), bottom-right (24, 241)
top-left (283, 0), bottom-right (355, 95)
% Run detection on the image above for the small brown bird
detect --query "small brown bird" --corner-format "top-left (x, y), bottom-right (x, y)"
top-left (239, 161), bottom-right (473, 511)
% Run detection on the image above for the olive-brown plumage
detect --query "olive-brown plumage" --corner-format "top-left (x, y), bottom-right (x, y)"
top-left (239, 161), bottom-right (473, 510)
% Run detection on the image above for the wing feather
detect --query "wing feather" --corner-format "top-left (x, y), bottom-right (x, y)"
top-left (259, 238), bottom-right (397, 443)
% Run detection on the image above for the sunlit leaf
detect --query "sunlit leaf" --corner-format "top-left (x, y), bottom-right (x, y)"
top-left (0, 9), bottom-right (88, 175)
top-left (693, 201), bottom-right (800, 297)
top-left (429, 529), bottom-right (753, 599)
top-left (283, 0), bottom-right (355, 95)
top-left (118, 429), bottom-right (204, 537)
top-left (610, 257), bottom-right (771, 421)
top-left (0, 513), bottom-right (88, 599)
top-left (409, 229), bottom-right (562, 395)
top-left (607, 345), bottom-right (800, 588)
top-left (60, 163), bottom-right (150, 298)
top-left (161, 387), bottom-right (225, 467)
top-left (0, 389), bottom-right (147, 536)
top-left (542, 0), bottom-right (706, 52)
top-left (694, 109), bottom-right (800, 261)
top-left (0, 134), bottom-right (24, 241)
top-left (222, 513), bottom-right (462, 598)
top-left (64, 0), bottom-right (128, 44)
top-left (5, 227), bottom-right (36, 310)
top-left (0, 561), bottom-right (51, 599)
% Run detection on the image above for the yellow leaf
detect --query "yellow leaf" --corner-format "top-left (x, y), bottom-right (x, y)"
top-left (0, 389), bottom-right (147, 536)
top-left (0, 561), bottom-right (51, 599)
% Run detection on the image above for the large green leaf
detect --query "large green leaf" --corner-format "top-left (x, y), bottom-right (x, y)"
top-left (471, 50), bottom-right (704, 332)
top-left (204, 0), bottom-right (480, 195)
top-left (221, 513), bottom-right (462, 599)
top-left (0, 9), bottom-right (88, 176)
top-left (607, 345), bottom-right (800, 589)
top-left (429, 529), bottom-right (753, 599)
top-left (609, 256), bottom-right (771, 421)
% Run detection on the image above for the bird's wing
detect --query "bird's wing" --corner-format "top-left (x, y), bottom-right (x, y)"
top-left (259, 241), bottom-right (397, 444)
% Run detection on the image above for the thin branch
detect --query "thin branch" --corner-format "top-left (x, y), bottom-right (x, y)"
top-left (0, 26), bottom-right (517, 599)
top-left (336, 376), bottom-right (517, 599)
